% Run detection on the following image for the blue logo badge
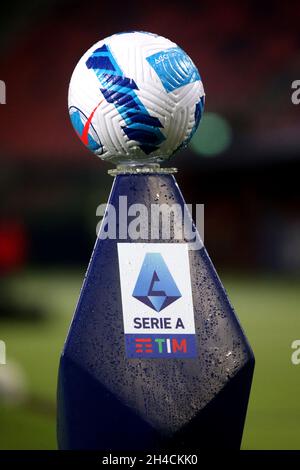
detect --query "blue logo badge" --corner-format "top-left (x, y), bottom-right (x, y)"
top-left (146, 47), bottom-right (201, 93)
top-left (132, 253), bottom-right (181, 312)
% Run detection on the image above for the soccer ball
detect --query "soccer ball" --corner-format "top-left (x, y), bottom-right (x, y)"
top-left (0, 360), bottom-right (28, 405)
top-left (68, 31), bottom-right (205, 165)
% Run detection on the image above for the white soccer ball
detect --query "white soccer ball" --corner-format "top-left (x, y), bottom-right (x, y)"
top-left (68, 31), bottom-right (205, 165)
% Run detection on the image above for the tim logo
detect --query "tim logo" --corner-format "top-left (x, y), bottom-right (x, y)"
top-left (132, 253), bottom-right (181, 312)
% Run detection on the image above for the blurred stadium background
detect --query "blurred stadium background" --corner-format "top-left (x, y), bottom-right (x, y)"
top-left (0, 0), bottom-right (300, 449)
